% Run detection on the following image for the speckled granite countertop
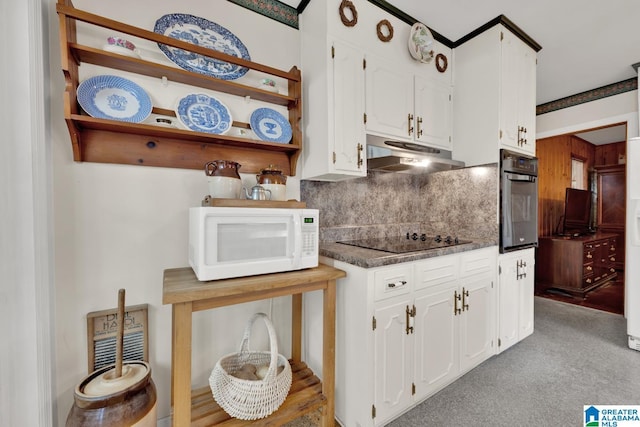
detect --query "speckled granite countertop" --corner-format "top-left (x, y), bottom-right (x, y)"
top-left (320, 239), bottom-right (497, 269)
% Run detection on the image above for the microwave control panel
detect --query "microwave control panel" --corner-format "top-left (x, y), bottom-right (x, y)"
top-left (301, 214), bottom-right (319, 256)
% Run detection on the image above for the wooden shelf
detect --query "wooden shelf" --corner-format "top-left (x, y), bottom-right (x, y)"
top-left (56, 0), bottom-right (303, 175)
top-left (188, 360), bottom-right (325, 427)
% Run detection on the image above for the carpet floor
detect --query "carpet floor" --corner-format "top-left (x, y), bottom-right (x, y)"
top-left (387, 296), bottom-right (640, 427)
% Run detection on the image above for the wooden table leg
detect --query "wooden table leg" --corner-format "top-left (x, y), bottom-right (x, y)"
top-left (172, 302), bottom-right (193, 427)
top-left (291, 293), bottom-right (302, 362)
top-left (321, 280), bottom-right (337, 427)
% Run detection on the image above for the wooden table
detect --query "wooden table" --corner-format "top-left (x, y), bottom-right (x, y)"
top-left (163, 264), bottom-right (346, 426)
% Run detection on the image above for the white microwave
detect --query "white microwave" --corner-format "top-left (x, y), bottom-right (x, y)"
top-left (189, 207), bottom-right (319, 281)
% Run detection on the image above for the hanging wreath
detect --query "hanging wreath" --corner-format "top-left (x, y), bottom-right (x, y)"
top-left (339, 0), bottom-right (358, 27)
top-left (435, 53), bottom-right (448, 72)
top-left (376, 20), bottom-right (393, 42)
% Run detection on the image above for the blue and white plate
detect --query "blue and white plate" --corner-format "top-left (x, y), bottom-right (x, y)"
top-left (77, 75), bottom-right (152, 123)
top-left (175, 93), bottom-right (232, 134)
top-left (154, 13), bottom-right (250, 80)
top-left (250, 108), bottom-right (292, 144)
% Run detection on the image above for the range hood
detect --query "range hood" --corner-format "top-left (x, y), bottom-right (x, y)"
top-left (366, 135), bottom-right (465, 174)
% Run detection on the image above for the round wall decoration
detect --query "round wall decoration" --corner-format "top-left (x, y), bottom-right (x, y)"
top-left (435, 53), bottom-right (448, 72)
top-left (376, 19), bottom-right (394, 42)
top-left (339, 0), bottom-right (358, 27)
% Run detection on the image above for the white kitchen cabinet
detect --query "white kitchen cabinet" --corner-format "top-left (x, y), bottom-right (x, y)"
top-left (373, 297), bottom-right (414, 422)
top-left (499, 30), bottom-right (537, 154)
top-left (365, 55), bottom-right (453, 150)
top-left (300, 37), bottom-right (366, 181)
top-left (453, 23), bottom-right (539, 166)
top-left (458, 249), bottom-right (497, 372)
top-left (497, 248), bottom-right (535, 352)
top-left (317, 247), bottom-right (496, 427)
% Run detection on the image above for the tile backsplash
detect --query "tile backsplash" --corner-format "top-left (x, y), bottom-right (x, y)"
top-left (301, 165), bottom-right (499, 242)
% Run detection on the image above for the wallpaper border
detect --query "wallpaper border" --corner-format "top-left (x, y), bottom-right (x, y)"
top-left (536, 77), bottom-right (638, 115)
top-left (227, 0), bottom-right (299, 29)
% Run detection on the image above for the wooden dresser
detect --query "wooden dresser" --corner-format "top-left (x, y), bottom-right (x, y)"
top-left (536, 233), bottom-right (618, 296)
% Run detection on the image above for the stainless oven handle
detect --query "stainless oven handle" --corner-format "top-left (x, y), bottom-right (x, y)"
top-left (505, 173), bottom-right (537, 183)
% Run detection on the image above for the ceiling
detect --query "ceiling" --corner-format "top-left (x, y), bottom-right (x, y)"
top-left (286, 0), bottom-right (640, 107)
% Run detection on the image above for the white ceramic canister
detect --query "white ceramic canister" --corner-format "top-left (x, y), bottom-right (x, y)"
top-left (205, 160), bottom-right (242, 199)
top-left (256, 165), bottom-right (287, 201)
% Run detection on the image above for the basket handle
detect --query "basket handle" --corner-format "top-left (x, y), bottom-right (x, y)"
top-left (238, 312), bottom-right (280, 381)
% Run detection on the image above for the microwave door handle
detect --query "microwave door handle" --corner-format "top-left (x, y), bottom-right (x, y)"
top-left (293, 214), bottom-right (302, 267)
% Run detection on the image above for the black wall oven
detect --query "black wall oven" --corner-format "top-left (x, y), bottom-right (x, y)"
top-left (500, 149), bottom-right (538, 253)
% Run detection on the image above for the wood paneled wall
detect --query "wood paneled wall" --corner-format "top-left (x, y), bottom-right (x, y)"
top-left (536, 135), bottom-right (595, 237)
top-left (595, 141), bottom-right (626, 166)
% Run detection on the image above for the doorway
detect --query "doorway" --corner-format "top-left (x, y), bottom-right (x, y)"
top-left (534, 122), bottom-right (627, 314)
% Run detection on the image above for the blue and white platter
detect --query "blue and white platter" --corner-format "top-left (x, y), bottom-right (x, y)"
top-left (175, 93), bottom-right (232, 134)
top-left (154, 13), bottom-right (250, 80)
top-left (77, 75), bottom-right (152, 123)
top-left (250, 108), bottom-right (292, 144)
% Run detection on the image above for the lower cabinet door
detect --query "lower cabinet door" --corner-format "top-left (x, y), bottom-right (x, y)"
top-left (498, 253), bottom-right (520, 352)
top-left (459, 272), bottom-right (495, 373)
top-left (519, 250), bottom-right (535, 340)
top-left (413, 283), bottom-right (459, 401)
top-left (373, 298), bottom-right (413, 424)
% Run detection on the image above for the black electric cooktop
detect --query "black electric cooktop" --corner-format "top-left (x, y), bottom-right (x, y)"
top-left (338, 233), bottom-right (472, 254)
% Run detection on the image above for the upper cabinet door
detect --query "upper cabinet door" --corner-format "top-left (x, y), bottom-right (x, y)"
top-left (332, 39), bottom-right (367, 174)
top-left (365, 55), bottom-right (413, 140)
top-left (500, 31), bottom-right (537, 155)
top-left (414, 76), bottom-right (452, 150)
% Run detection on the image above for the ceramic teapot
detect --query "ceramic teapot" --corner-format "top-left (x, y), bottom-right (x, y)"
top-left (243, 184), bottom-right (272, 201)
top-left (204, 160), bottom-right (242, 199)
top-left (256, 165), bottom-right (287, 201)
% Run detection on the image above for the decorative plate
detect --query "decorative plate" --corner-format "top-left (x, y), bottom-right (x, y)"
top-left (175, 93), bottom-right (232, 134)
top-left (408, 22), bottom-right (434, 63)
top-left (250, 108), bottom-right (292, 144)
top-left (154, 13), bottom-right (250, 80)
top-left (77, 75), bottom-right (152, 123)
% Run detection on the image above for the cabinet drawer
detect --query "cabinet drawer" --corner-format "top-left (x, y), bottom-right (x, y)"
top-left (374, 265), bottom-right (413, 301)
top-left (460, 248), bottom-right (495, 277)
top-left (414, 255), bottom-right (458, 292)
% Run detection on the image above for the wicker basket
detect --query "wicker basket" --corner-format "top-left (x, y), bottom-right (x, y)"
top-left (209, 313), bottom-right (292, 420)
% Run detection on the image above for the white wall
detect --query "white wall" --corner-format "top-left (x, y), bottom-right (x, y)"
top-left (536, 90), bottom-right (639, 139)
top-left (2, 0), bottom-right (54, 425)
top-left (49, 1), bottom-right (300, 424)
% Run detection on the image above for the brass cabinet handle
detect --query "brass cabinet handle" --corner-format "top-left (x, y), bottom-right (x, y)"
top-left (586, 265), bottom-right (593, 271)
top-left (454, 291), bottom-right (462, 315)
top-left (462, 288), bottom-right (469, 312)
top-left (408, 113), bottom-right (414, 136)
top-left (586, 253), bottom-right (593, 259)
top-left (357, 143), bottom-right (364, 168)
top-left (405, 305), bottom-right (415, 335)
top-left (417, 116), bottom-right (423, 137)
